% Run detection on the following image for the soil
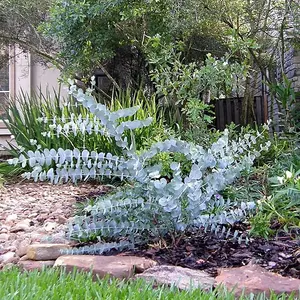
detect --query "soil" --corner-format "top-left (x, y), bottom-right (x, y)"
top-left (1, 180), bottom-right (299, 279)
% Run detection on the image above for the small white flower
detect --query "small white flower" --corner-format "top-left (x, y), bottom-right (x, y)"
top-left (30, 139), bottom-right (37, 145)
top-left (263, 123), bottom-right (269, 130)
top-left (67, 78), bottom-right (75, 85)
top-left (285, 171), bottom-right (293, 179)
top-left (277, 176), bottom-right (284, 184)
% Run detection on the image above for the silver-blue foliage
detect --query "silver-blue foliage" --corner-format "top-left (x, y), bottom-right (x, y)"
top-left (8, 80), bottom-right (270, 253)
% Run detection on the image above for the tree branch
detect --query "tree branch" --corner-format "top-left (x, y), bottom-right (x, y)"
top-left (0, 35), bottom-right (63, 69)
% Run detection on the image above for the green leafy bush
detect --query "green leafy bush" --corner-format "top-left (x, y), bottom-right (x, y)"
top-left (250, 156), bottom-right (300, 237)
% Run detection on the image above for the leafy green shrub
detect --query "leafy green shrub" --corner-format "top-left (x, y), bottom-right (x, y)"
top-left (0, 161), bottom-right (22, 182)
top-left (250, 163), bottom-right (300, 237)
top-left (145, 36), bottom-right (247, 134)
top-left (181, 98), bottom-right (220, 147)
top-left (9, 82), bottom-right (271, 254)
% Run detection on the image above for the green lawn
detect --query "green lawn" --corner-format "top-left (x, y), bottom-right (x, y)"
top-left (0, 267), bottom-right (297, 300)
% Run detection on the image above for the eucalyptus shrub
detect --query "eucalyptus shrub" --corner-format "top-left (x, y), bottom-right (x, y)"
top-left (8, 81), bottom-right (270, 254)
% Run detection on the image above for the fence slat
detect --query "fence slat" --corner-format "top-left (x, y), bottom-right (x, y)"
top-left (255, 96), bottom-right (261, 124)
top-left (213, 96), bottom-right (267, 130)
top-left (218, 100), bottom-right (225, 130)
top-left (234, 98), bottom-right (240, 124)
top-left (226, 99), bottom-right (232, 125)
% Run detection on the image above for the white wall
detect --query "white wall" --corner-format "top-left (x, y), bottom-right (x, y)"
top-left (0, 46), bottom-right (68, 152)
top-left (12, 47), bottom-right (68, 97)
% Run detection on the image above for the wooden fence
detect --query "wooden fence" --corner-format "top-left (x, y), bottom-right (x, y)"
top-left (214, 96), bottom-right (268, 130)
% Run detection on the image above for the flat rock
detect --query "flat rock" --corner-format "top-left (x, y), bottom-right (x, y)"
top-left (18, 260), bottom-right (55, 271)
top-left (0, 251), bottom-right (16, 264)
top-left (135, 265), bottom-right (215, 290)
top-left (16, 239), bottom-right (31, 257)
top-left (215, 264), bottom-right (300, 297)
top-left (54, 255), bottom-right (157, 279)
top-left (10, 219), bottom-right (32, 233)
top-left (27, 244), bottom-right (70, 260)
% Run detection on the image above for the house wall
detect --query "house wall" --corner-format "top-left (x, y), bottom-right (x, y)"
top-left (12, 49), bottom-right (67, 97)
top-left (0, 46), bottom-right (67, 152)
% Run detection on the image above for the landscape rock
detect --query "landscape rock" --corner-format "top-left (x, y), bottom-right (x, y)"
top-left (30, 233), bottom-right (46, 242)
top-left (0, 233), bottom-right (9, 242)
top-left (0, 182), bottom-right (104, 268)
top-left (10, 219), bottom-right (32, 233)
top-left (43, 222), bottom-right (58, 232)
top-left (0, 251), bottom-right (16, 264)
top-left (5, 214), bottom-right (18, 223)
top-left (57, 216), bottom-right (67, 224)
top-left (135, 265), bottom-right (215, 290)
top-left (16, 239), bottom-right (31, 257)
top-left (19, 255), bottom-right (29, 261)
top-left (18, 260), bottom-right (55, 271)
top-left (27, 244), bottom-right (70, 260)
top-left (215, 264), bottom-right (300, 297)
top-left (54, 255), bottom-right (157, 279)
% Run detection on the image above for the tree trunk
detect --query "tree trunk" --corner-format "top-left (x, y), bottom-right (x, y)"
top-left (241, 61), bottom-right (258, 126)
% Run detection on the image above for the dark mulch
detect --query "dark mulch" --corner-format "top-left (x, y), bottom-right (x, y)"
top-left (128, 230), bottom-right (300, 279)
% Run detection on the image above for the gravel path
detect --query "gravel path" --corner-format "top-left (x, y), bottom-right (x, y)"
top-left (0, 180), bottom-right (105, 267)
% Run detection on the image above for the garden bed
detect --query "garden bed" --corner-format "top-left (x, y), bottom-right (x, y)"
top-left (75, 188), bottom-right (300, 280)
top-left (1, 181), bottom-right (299, 281)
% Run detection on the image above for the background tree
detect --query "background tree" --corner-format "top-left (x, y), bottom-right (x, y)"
top-left (0, 0), bottom-right (58, 68)
top-left (1, 0), bottom-right (299, 125)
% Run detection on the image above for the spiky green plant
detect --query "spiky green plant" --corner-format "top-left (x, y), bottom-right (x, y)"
top-left (3, 87), bottom-right (168, 159)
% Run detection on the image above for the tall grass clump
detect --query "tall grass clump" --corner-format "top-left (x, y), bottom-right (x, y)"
top-left (3, 87), bottom-right (168, 159)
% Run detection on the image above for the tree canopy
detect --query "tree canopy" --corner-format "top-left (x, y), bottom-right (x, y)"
top-left (1, 0), bottom-right (299, 89)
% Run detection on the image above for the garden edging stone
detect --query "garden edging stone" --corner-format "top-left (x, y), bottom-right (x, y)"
top-left (27, 244), bottom-right (71, 260)
top-left (215, 263), bottom-right (300, 297)
top-left (54, 255), bottom-right (157, 279)
top-left (135, 265), bottom-right (215, 291)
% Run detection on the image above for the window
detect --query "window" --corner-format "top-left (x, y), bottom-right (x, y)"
top-left (0, 47), bottom-right (9, 119)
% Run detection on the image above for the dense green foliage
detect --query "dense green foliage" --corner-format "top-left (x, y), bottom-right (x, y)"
top-left (42, 0), bottom-right (173, 78)
top-left (0, 0), bottom-right (56, 67)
